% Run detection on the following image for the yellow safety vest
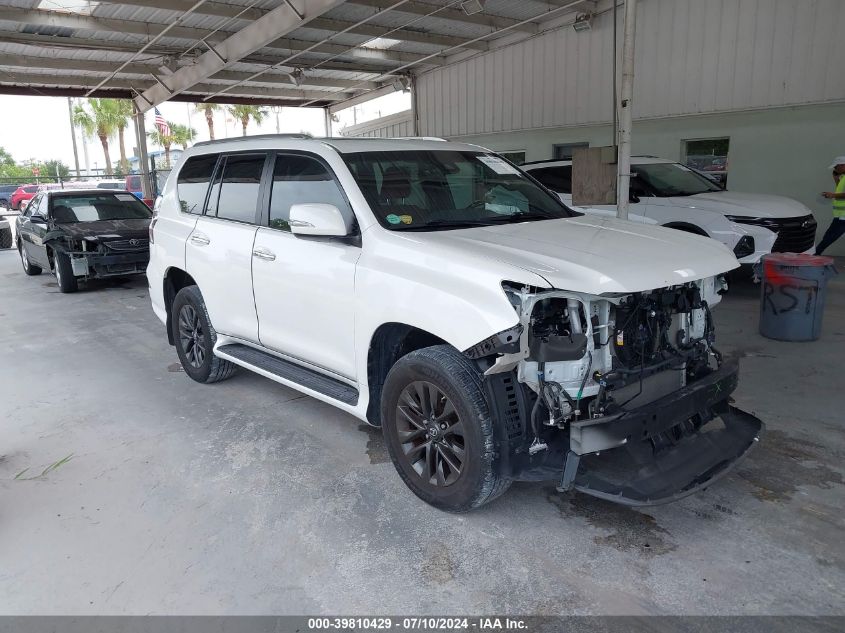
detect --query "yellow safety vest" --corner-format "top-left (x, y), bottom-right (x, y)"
top-left (834, 175), bottom-right (845, 218)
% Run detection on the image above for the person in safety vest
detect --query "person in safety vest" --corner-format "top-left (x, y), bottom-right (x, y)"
top-left (816, 156), bottom-right (845, 255)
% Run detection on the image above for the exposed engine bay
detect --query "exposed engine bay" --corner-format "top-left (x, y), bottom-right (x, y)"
top-left (466, 276), bottom-right (763, 506)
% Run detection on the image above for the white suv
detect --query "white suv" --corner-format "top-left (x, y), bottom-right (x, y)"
top-left (148, 136), bottom-right (762, 511)
top-left (522, 157), bottom-right (817, 264)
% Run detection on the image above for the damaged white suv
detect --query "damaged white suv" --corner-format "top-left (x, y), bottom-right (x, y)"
top-left (148, 136), bottom-right (763, 511)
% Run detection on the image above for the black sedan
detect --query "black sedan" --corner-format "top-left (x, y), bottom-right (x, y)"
top-left (15, 189), bottom-right (152, 293)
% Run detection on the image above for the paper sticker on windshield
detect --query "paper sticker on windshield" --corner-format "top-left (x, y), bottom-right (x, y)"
top-left (477, 156), bottom-right (520, 175)
top-left (386, 214), bottom-right (402, 225)
top-left (115, 194), bottom-right (137, 202)
top-left (399, 214), bottom-right (413, 224)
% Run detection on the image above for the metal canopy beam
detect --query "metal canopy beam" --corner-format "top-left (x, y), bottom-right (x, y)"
top-left (0, 32), bottom-right (402, 75)
top-left (347, 0), bottom-right (540, 34)
top-left (96, 0), bottom-right (489, 51)
top-left (0, 8), bottom-right (447, 67)
top-left (0, 71), bottom-right (351, 101)
top-left (0, 84), bottom-right (333, 106)
top-left (0, 53), bottom-right (378, 90)
top-left (132, 0), bottom-right (348, 111)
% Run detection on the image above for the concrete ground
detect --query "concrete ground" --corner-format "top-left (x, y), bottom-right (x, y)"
top-left (0, 237), bottom-right (843, 616)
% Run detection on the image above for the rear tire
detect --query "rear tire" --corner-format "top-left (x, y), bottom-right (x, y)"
top-left (380, 344), bottom-right (511, 512)
top-left (171, 285), bottom-right (236, 384)
top-left (0, 228), bottom-right (11, 249)
top-left (54, 251), bottom-right (78, 293)
top-left (18, 241), bottom-right (42, 275)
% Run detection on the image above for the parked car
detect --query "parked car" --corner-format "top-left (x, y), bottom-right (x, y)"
top-left (96, 180), bottom-right (127, 190)
top-left (0, 217), bottom-right (11, 249)
top-left (10, 184), bottom-right (38, 210)
top-left (126, 174), bottom-right (144, 199)
top-left (522, 157), bottom-right (816, 265)
top-left (148, 137), bottom-right (762, 511)
top-left (0, 183), bottom-right (21, 209)
top-left (15, 189), bottom-right (152, 293)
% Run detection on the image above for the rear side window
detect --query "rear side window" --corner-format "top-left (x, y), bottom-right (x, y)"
top-left (211, 154), bottom-right (265, 224)
top-left (530, 166), bottom-right (572, 194)
top-left (268, 155), bottom-right (350, 231)
top-left (177, 154), bottom-right (218, 214)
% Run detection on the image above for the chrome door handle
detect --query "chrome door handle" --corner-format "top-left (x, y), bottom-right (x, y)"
top-left (252, 247), bottom-right (276, 261)
top-left (190, 233), bottom-right (210, 246)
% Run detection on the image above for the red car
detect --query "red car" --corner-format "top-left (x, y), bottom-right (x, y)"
top-left (10, 184), bottom-right (38, 210)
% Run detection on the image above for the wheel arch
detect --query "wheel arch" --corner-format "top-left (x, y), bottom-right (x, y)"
top-left (366, 322), bottom-right (448, 426)
top-left (662, 221), bottom-right (710, 237)
top-left (163, 267), bottom-right (198, 346)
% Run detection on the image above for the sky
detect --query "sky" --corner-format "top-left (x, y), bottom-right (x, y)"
top-left (0, 91), bottom-right (413, 174)
top-left (0, 96), bottom-right (325, 173)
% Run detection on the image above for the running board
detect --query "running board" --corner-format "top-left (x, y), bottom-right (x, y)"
top-left (216, 343), bottom-right (359, 405)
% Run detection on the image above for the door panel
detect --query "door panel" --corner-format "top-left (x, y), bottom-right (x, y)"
top-left (23, 195), bottom-right (50, 267)
top-left (185, 153), bottom-right (267, 342)
top-left (252, 153), bottom-right (360, 380)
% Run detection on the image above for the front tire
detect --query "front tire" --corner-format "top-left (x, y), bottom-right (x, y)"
top-left (171, 285), bottom-right (236, 384)
top-left (381, 345), bottom-right (511, 512)
top-left (54, 251), bottom-right (78, 293)
top-left (18, 242), bottom-right (42, 275)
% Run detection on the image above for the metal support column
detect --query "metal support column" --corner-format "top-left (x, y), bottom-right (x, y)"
top-left (616, 0), bottom-right (637, 221)
top-left (133, 104), bottom-right (154, 200)
top-left (323, 106), bottom-right (333, 137)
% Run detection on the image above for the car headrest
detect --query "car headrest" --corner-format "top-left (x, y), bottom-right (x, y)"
top-left (380, 166), bottom-right (412, 200)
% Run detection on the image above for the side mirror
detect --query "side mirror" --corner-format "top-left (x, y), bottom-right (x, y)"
top-left (289, 203), bottom-right (349, 237)
top-left (30, 213), bottom-right (47, 223)
top-left (629, 192), bottom-right (641, 204)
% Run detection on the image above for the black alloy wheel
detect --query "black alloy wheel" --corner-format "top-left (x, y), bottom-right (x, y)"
top-left (178, 303), bottom-right (206, 369)
top-left (170, 285), bottom-right (236, 384)
top-left (381, 345), bottom-right (511, 512)
top-left (396, 381), bottom-right (466, 487)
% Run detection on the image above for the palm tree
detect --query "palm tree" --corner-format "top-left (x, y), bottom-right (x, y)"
top-left (195, 103), bottom-right (220, 140)
top-left (226, 105), bottom-right (268, 136)
top-left (170, 123), bottom-right (197, 150)
top-left (147, 123), bottom-right (176, 168)
top-left (72, 98), bottom-right (123, 176)
top-left (114, 100), bottom-right (134, 174)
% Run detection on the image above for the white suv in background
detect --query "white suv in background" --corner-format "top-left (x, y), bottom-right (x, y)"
top-left (522, 156), bottom-right (817, 264)
top-left (148, 136), bottom-right (761, 512)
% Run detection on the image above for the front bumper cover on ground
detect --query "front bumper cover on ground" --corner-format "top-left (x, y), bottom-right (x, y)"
top-left (562, 361), bottom-right (764, 506)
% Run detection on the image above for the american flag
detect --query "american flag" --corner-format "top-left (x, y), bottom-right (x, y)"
top-left (154, 108), bottom-right (171, 136)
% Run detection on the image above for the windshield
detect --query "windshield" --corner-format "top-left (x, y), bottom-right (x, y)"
top-left (633, 162), bottom-right (723, 197)
top-left (343, 150), bottom-right (575, 231)
top-left (50, 193), bottom-right (152, 223)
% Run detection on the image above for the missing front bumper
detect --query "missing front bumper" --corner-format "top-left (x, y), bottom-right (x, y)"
top-left (564, 405), bottom-right (763, 506)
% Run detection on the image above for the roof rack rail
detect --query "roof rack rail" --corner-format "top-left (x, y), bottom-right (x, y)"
top-left (394, 136), bottom-right (449, 141)
top-left (193, 133), bottom-right (313, 147)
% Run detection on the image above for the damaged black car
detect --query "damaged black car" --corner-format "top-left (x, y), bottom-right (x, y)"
top-left (15, 189), bottom-right (152, 293)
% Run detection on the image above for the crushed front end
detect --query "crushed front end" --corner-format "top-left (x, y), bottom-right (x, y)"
top-left (49, 234), bottom-right (150, 280)
top-left (466, 277), bottom-right (763, 506)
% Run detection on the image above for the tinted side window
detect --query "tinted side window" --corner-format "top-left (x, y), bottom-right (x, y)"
top-left (531, 166), bottom-right (572, 194)
top-left (215, 154), bottom-right (265, 224)
top-left (177, 154), bottom-right (218, 214)
top-left (268, 155), bottom-right (350, 231)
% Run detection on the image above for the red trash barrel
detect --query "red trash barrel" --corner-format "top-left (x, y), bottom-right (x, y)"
top-left (759, 253), bottom-right (837, 341)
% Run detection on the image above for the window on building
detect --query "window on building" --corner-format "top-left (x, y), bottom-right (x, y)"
top-left (269, 154), bottom-right (350, 231)
top-left (212, 154), bottom-right (265, 223)
top-left (553, 142), bottom-right (589, 160)
top-left (499, 151), bottom-right (526, 165)
top-left (682, 138), bottom-right (729, 187)
top-left (177, 154), bottom-right (219, 214)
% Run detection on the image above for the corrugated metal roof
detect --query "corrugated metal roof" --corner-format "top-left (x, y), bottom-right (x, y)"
top-left (0, 0), bottom-right (579, 108)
